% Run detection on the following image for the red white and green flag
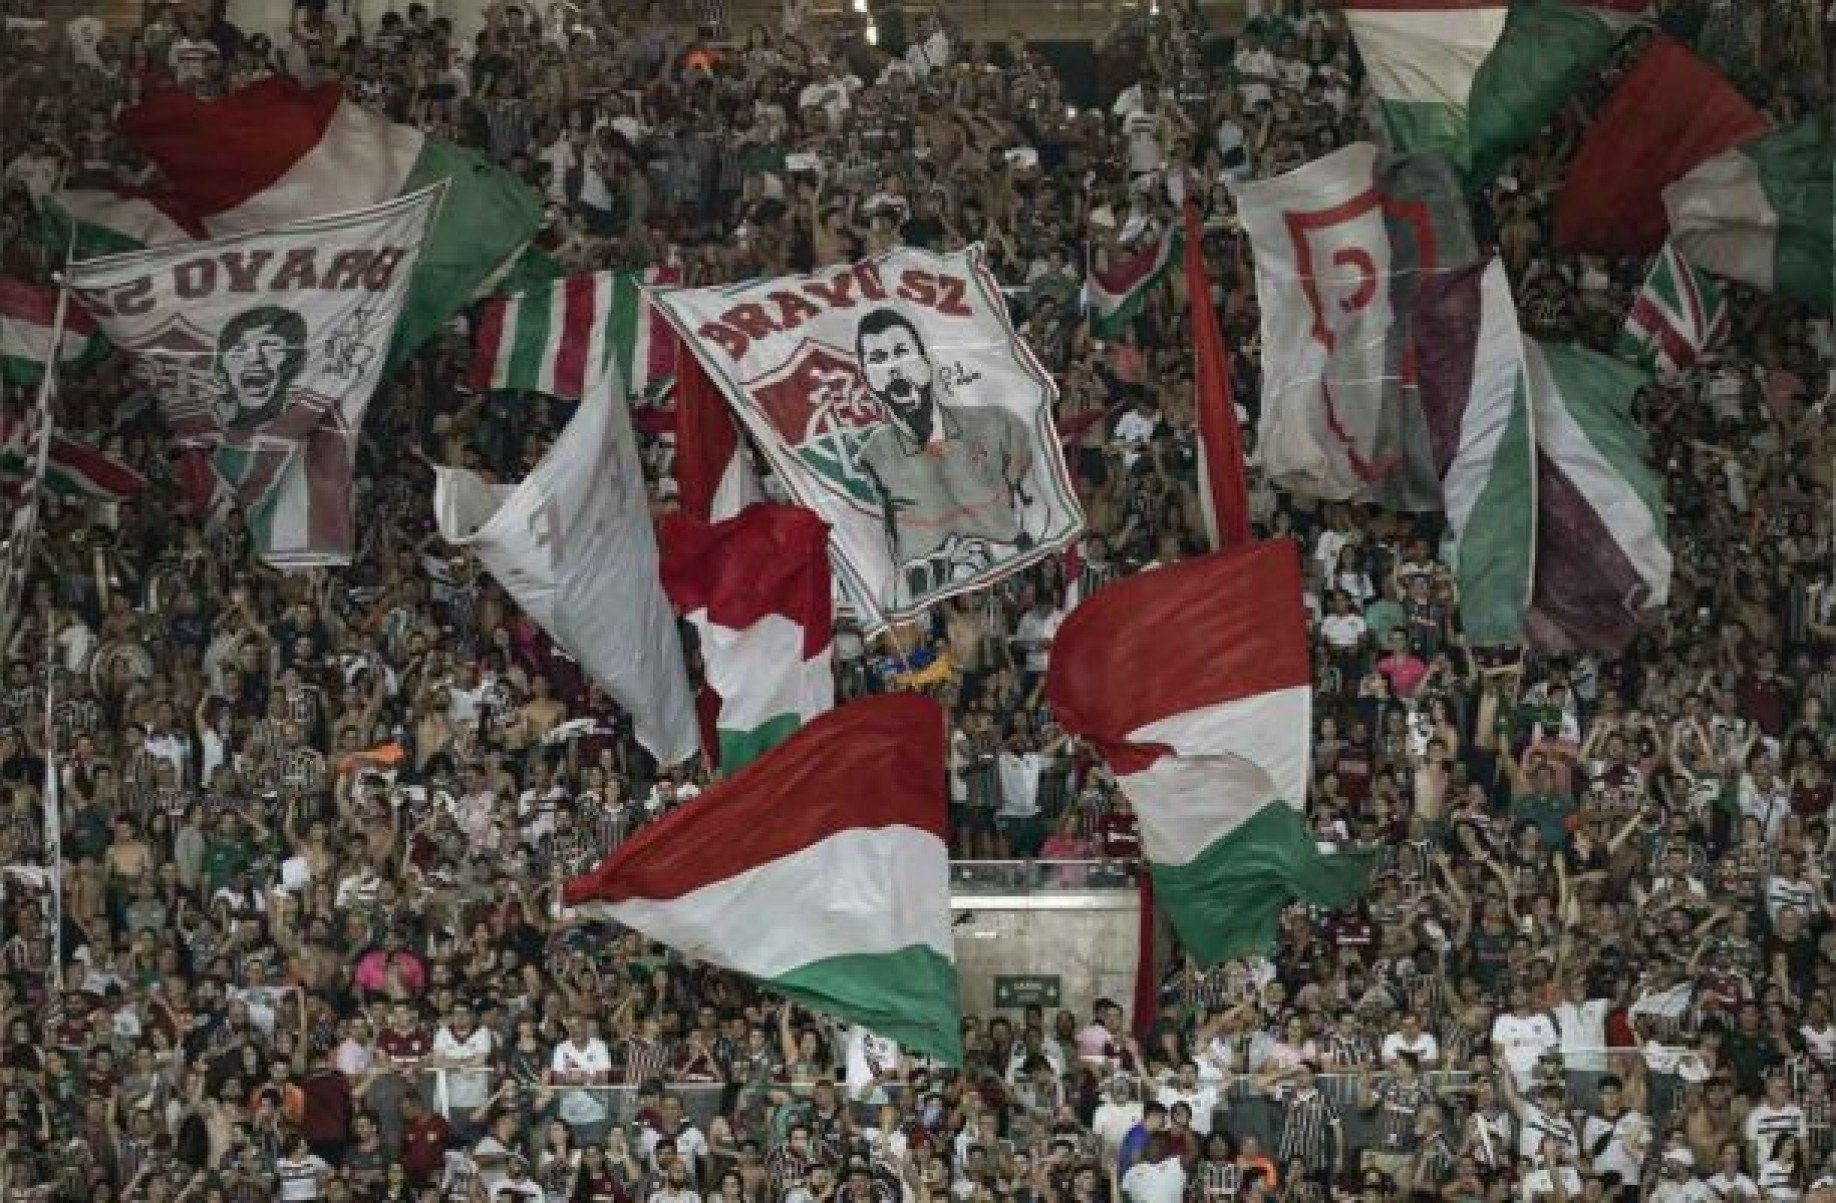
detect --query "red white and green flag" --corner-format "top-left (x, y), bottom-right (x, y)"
top-left (659, 504), bottom-right (834, 774)
top-left (1087, 226), bottom-right (1178, 337)
top-left (0, 279), bottom-right (107, 387)
top-left (1663, 117), bottom-right (1834, 313)
top-left (563, 694), bottom-right (962, 1063)
top-left (0, 419), bottom-right (145, 501)
top-left (1344, 0), bottom-right (1509, 167)
top-left (1614, 243), bottom-right (1731, 379)
top-left (1046, 540), bottom-right (1371, 964)
top-left (48, 77), bottom-right (541, 365)
top-left (470, 267), bottom-right (683, 401)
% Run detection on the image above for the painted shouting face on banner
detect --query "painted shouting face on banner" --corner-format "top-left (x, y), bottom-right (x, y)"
top-left (213, 305), bottom-right (308, 431)
top-left (850, 307), bottom-right (1042, 606)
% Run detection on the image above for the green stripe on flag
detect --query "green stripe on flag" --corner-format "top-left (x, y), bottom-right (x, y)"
top-left (1152, 802), bottom-right (1373, 965)
top-left (771, 945), bottom-right (963, 1065)
top-left (1465, 0), bottom-right (1630, 185)
top-left (1458, 370), bottom-right (1536, 645)
top-left (1377, 100), bottom-right (1471, 164)
top-left (607, 273), bottom-right (643, 394)
top-left (504, 292), bottom-right (552, 390)
top-left (718, 714), bottom-right (804, 774)
top-left (1749, 118), bottom-right (1834, 311)
top-left (1539, 344), bottom-right (1665, 522)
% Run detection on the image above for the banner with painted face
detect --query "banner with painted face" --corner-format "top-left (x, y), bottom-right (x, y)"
top-left (67, 186), bottom-right (441, 568)
top-left (651, 247), bottom-right (1084, 626)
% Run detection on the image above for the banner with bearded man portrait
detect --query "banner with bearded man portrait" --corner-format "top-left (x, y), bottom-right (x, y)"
top-left (67, 186), bottom-right (441, 568)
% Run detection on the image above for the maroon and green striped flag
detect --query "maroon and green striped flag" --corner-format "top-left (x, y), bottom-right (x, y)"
top-left (469, 267), bottom-right (682, 401)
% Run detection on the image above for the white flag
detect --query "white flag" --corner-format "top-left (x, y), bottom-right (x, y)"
top-left (434, 369), bottom-right (699, 765)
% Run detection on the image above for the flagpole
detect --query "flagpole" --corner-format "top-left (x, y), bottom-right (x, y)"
top-left (42, 644), bottom-right (61, 994)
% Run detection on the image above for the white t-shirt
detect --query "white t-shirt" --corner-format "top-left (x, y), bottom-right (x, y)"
top-left (1743, 1103), bottom-right (1807, 1163)
top-left (1492, 1012), bottom-right (1560, 1086)
top-left (1582, 1110), bottom-right (1651, 1185)
top-left (1519, 1166), bottom-right (1581, 1203)
top-left (1158, 1083), bottom-right (1221, 1135)
top-left (277, 1153), bottom-right (331, 1201)
top-left (552, 1037), bottom-right (612, 1124)
top-left (1121, 1158), bottom-right (1188, 1203)
top-left (1321, 613), bottom-right (1368, 651)
top-left (1016, 608), bottom-right (1064, 674)
top-left (1552, 999), bottom-right (1611, 1073)
top-left (1379, 1031), bottom-right (1440, 1066)
top-left (434, 1025), bottom-right (497, 1109)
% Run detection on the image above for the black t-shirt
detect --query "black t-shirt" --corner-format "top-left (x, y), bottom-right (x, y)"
top-left (900, 216), bottom-right (945, 250)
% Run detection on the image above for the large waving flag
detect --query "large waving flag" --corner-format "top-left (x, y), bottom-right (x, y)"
top-left (659, 504), bottom-right (834, 773)
top-left (1234, 143), bottom-right (1472, 508)
top-left (435, 367), bottom-right (699, 765)
top-left (1526, 342), bottom-right (1669, 654)
top-left (1047, 540), bottom-right (1370, 964)
top-left (470, 266), bottom-right (684, 401)
top-left (1343, 0), bottom-right (1508, 167)
top-left (1614, 244), bottom-right (1731, 378)
top-left (1663, 117), bottom-right (1833, 313)
top-left (1554, 35), bottom-right (1768, 257)
top-left (1415, 259), bottom-right (1537, 646)
top-left (563, 694), bottom-right (961, 1063)
top-left (53, 78), bottom-right (542, 363)
top-left (1184, 199), bottom-right (1249, 550)
top-left (0, 419), bottom-right (145, 501)
top-left (68, 188), bottom-right (440, 568)
top-left (0, 279), bottom-right (107, 386)
top-left (1464, 0), bottom-right (1649, 185)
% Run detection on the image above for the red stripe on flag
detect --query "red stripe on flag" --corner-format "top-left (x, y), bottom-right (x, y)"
top-left (1184, 200), bottom-right (1250, 550)
top-left (469, 300), bottom-right (508, 391)
top-left (675, 356), bottom-right (740, 522)
top-left (305, 426), bottom-right (355, 556)
top-left (551, 275), bottom-right (601, 400)
top-left (118, 77), bottom-right (343, 215)
top-left (645, 265), bottom-right (683, 387)
top-left (1629, 295), bottom-right (1701, 370)
top-left (0, 279), bottom-right (97, 335)
top-left (563, 694), bottom-right (947, 906)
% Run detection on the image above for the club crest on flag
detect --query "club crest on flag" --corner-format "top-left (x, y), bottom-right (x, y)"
top-left (748, 340), bottom-right (881, 507)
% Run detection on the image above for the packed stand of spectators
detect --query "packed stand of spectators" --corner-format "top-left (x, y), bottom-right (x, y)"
top-left (0, 0), bottom-right (1833, 1200)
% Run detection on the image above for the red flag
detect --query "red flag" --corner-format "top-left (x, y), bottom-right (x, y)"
top-left (1185, 199), bottom-right (1251, 550)
top-left (674, 355), bottom-right (743, 522)
top-left (1555, 35), bottom-right (1768, 256)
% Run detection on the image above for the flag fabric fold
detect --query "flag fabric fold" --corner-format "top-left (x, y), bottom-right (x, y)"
top-left (659, 504), bottom-right (834, 773)
top-left (1554, 35), bottom-right (1768, 257)
top-left (671, 354), bottom-right (762, 522)
top-left (1343, 0), bottom-right (1509, 167)
top-left (0, 279), bottom-right (107, 386)
top-left (61, 78), bottom-right (542, 363)
top-left (434, 367), bottom-right (700, 764)
top-left (0, 420), bottom-right (146, 500)
top-left (1614, 244), bottom-right (1732, 377)
top-left (563, 693), bottom-right (961, 1064)
top-left (1087, 227), bottom-right (1178, 337)
top-left (1525, 342), bottom-right (1670, 654)
top-left (1046, 540), bottom-right (1370, 964)
top-left (1463, 0), bottom-right (1647, 185)
top-left (1662, 117), bottom-right (1834, 312)
top-left (1415, 259), bottom-right (1537, 646)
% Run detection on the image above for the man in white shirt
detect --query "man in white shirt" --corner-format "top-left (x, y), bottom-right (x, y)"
top-left (550, 1013), bottom-right (613, 1141)
top-left (1742, 1072), bottom-right (1808, 1170)
top-left (1551, 977), bottom-right (1611, 1099)
top-left (1493, 985), bottom-right (1561, 1091)
top-left (1158, 1060), bottom-right (1221, 1136)
top-left (433, 1002), bottom-right (497, 1120)
top-left (905, 12), bottom-right (950, 78)
top-left (1648, 1148), bottom-right (1717, 1203)
top-left (1119, 1134), bottom-right (1188, 1203)
top-left (1093, 1079), bottom-right (1145, 1159)
top-left (1380, 1012), bottom-right (1440, 1067)
top-left (1581, 1075), bottom-right (1650, 1191)
top-left (1014, 596), bottom-right (1065, 684)
top-left (1232, 30), bottom-right (1278, 108)
top-left (642, 1095), bottom-right (710, 1178)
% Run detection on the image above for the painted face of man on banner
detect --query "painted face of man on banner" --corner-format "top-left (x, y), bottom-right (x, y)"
top-left (213, 305), bottom-right (308, 432)
top-left (850, 307), bottom-right (1040, 607)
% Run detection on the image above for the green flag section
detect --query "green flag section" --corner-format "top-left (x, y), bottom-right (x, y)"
top-left (1663, 117), bottom-right (1834, 313)
top-left (1526, 342), bottom-right (1669, 655)
top-left (53, 78), bottom-right (541, 365)
top-left (1087, 226), bottom-right (1178, 337)
top-left (563, 695), bottom-right (962, 1064)
top-left (658, 504), bottom-right (834, 774)
top-left (1046, 541), bottom-right (1372, 964)
top-left (0, 278), bottom-right (108, 386)
top-left (1415, 260), bottom-right (1537, 646)
top-left (1343, 0), bottom-right (1509, 168)
top-left (1464, 0), bottom-right (1647, 185)
top-left (1614, 244), bottom-right (1731, 378)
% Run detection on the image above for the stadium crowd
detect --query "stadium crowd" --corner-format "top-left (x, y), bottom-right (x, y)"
top-left (0, 0), bottom-right (1832, 1200)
